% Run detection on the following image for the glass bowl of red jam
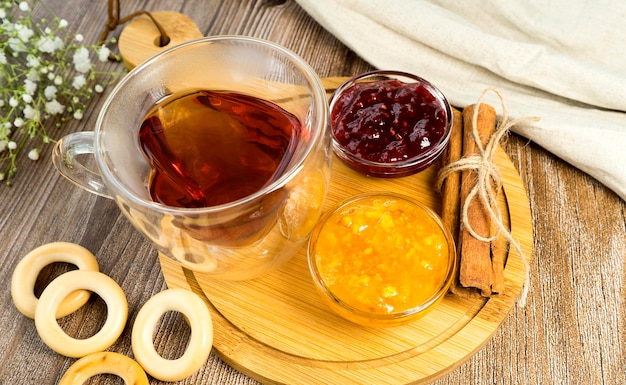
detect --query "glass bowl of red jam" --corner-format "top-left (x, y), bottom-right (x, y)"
top-left (329, 70), bottom-right (453, 177)
top-left (308, 193), bottom-right (457, 328)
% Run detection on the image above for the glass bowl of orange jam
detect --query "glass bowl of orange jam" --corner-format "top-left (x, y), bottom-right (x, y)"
top-left (308, 193), bottom-right (456, 328)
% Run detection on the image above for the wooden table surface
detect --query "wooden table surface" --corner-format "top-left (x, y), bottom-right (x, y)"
top-left (1, 1), bottom-right (624, 384)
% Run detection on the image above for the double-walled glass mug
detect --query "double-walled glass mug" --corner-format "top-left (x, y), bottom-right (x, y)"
top-left (53, 36), bottom-right (332, 280)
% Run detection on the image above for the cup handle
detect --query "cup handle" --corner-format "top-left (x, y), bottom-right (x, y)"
top-left (52, 131), bottom-right (112, 199)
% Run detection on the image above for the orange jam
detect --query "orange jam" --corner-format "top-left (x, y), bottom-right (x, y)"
top-left (310, 194), bottom-right (452, 324)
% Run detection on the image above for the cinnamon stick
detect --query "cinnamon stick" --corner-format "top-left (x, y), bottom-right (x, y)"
top-left (458, 104), bottom-right (496, 296)
top-left (440, 107), bottom-right (463, 243)
top-left (440, 108), bottom-right (480, 298)
top-left (490, 188), bottom-right (508, 294)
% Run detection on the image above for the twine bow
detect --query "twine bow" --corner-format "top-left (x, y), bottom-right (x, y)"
top-left (437, 88), bottom-right (539, 307)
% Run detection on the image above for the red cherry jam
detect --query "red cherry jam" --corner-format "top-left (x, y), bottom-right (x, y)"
top-left (330, 72), bottom-right (451, 177)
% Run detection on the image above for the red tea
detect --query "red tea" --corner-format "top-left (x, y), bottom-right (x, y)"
top-left (139, 90), bottom-right (301, 208)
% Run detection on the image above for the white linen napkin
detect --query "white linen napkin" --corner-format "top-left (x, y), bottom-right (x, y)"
top-left (295, 0), bottom-right (626, 201)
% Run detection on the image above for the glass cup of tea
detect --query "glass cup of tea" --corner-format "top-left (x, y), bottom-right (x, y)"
top-left (53, 36), bottom-right (332, 280)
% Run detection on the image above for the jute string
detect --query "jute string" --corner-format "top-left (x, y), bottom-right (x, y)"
top-left (436, 88), bottom-right (539, 307)
top-left (98, 0), bottom-right (171, 48)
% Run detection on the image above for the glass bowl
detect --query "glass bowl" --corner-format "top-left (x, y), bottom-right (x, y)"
top-left (307, 192), bottom-right (456, 327)
top-left (329, 70), bottom-right (453, 178)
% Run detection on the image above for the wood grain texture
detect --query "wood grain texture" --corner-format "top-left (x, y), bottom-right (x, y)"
top-left (0, 1), bottom-right (624, 384)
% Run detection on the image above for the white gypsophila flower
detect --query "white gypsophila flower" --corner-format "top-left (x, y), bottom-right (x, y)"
top-left (37, 35), bottom-right (63, 53)
top-left (0, 51), bottom-right (6, 65)
top-left (45, 100), bottom-right (65, 115)
top-left (0, 141), bottom-right (7, 153)
top-left (27, 68), bottom-right (40, 81)
top-left (23, 105), bottom-right (35, 119)
top-left (53, 36), bottom-right (64, 50)
top-left (16, 24), bottom-right (34, 42)
top-left (72, 47), bottom-right (91, 73)
top-left (0, 8), bottom-right (6, 19)
top-left (13, 118), bottom-right (23, 128)
top-left (9, 97), bottom-right (18, 107)
top-left (59, 19), bottom-right (68, 28)
top-left (8, 141), bottom-right (17, 150)
top-left (21, 93), bottom-right (33, 103)
top-left (8, 37), bottom-right (26, 53)
top-left (0, 100), bottom-right (4, 108)
top-left (24, 79), bottom-right (37, 95)
top-left (44, 85), bottom-right (57, 100)
top-left (98, 45), bottom-right (110, 62)
top-left (75, 33), bottom-right (83, 42)
top-left (94, 84), bottom-right (103, 93)
top-left (23, 105), bottom-right (40, 122)
top-left (28, 149), bottom-right (39, 161)
top-left (18, 1), bottom-right (29, 12)
top-left (72, 74), bottom-right (86, 89)
top-left (3, 18), bottom-right (15, 31)
top-left (54, 75), bottom-right (62, 85)
top-left (73, 110), bottom-right (83, 120)
top-left (26, 54), bottom-right (40, 68)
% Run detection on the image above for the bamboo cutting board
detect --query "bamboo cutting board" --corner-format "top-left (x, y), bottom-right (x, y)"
top-left (159, 120), bottom-right (533, 384)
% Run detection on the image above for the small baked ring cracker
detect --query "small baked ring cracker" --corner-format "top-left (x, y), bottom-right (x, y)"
top-left (11, 242), bottom-right (99, 319)
top-left (58, 352), bottom-right (149, 385)
top-left (35, 270), bottom-right (128, 358)
top-left (132, 288), bottom-right (213, 382)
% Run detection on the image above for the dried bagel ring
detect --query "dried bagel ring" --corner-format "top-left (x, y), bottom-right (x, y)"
top-left (58, 351), bottom-right (149, 385)
top-left (11, 242), bottom-right (99, 319)
top-left (132, 288), bottom-right (213, 382)
top-left (35, 270), bottom-right (128, 358)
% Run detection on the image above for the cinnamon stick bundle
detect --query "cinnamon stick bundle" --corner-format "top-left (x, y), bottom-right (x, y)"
top-left (440, 102), bottom-right (511, 298)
